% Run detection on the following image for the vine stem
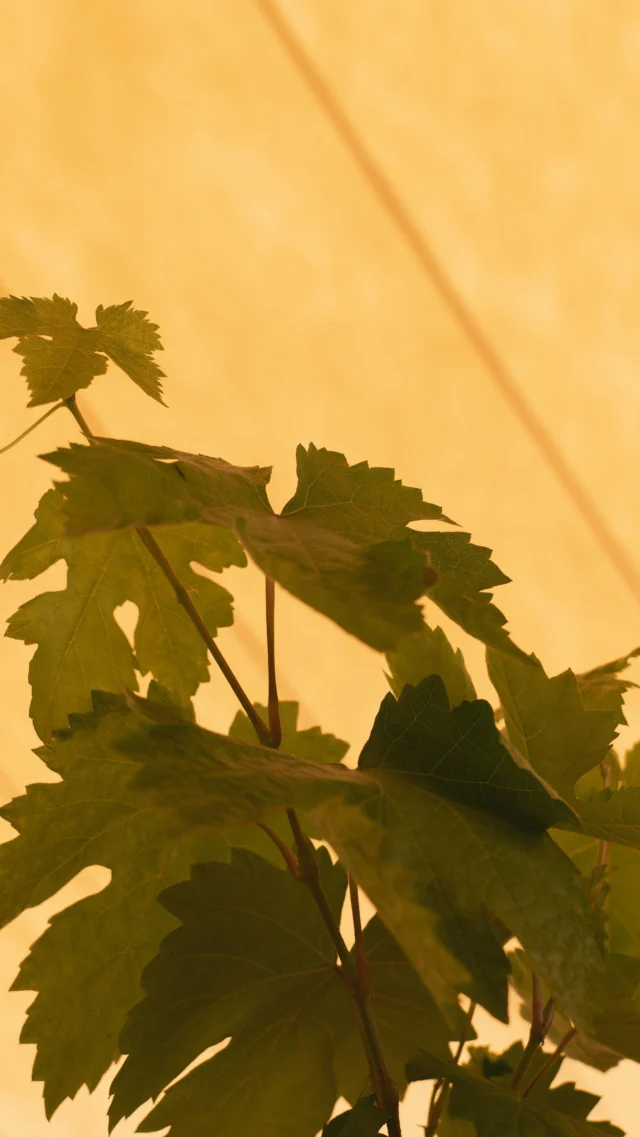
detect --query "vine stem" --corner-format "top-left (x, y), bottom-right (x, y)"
top-left (0, 401), bottom-right (65, 455)
top-left (265, 577), bottom-right (282, 747)
top-left (511, 973), bottom-right (555, 1092)
top-left (63, 395), bottom-right (272, 745)
top-left (425, 999), bottom-right (476, 1135)
top-left (522, 1026), bottom-right (577, 1099)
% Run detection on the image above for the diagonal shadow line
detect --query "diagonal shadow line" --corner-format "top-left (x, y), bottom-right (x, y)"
top-left (257, 0), bottom-right (640, 610)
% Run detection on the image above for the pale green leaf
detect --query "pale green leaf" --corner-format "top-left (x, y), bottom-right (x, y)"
top-left (577, 648), bottom-right (640, 724)
top-left (95, 301), bottom-right (166, 403)
top-left (384, 623), bottom-right (477, 706)
top-left (0, 487), bottom-right (244, 739)
top-left (487, 649), bottom-right (619, 797)
top-left (282, 443), bottom-right (453, 539)
top-left (0, 692), bottom-right (227, 1116)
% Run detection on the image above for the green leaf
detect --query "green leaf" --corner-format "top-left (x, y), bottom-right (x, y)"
top-left (384, 623), bottom-right (477, 706)
top-left (112, 852), bottom-right (454, 1136)
top-left (237, 512), bottom-right (427, 651)
top-left (510, 946), bottom-right (640, 1072)
top-left (487, 649), bottom-right (619, 797)
top-left (120, 695), bottom-right (607, 1029)
top-left (0, 692), bottom-right (227, 1117)
top-left (94, 300), bottom-right (165, 403)
top-left (0, 488), bottom-right (244, 739)
top-left (322, 1095), bottom-right (389, 1136)
top-left (229, 701), bottom-right (349, 764)
top-left (412, 530), bottom-right (530, 663)
top-left (0, 295), bottom-right (166, 405)
top-left (577, 648), bottom-right (640, 724)
top-left (406, 1048), bottom-right (625, 1136)
top-left (46, 440), bottom-right (428, 651)
top-left (282, 443), bottom-right (453, 539)
top-left (359, 676), bottom-right (575, 830)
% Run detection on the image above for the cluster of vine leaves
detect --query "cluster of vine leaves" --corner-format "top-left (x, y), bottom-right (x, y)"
top-left (1, 297), bottom-right (640, 1137)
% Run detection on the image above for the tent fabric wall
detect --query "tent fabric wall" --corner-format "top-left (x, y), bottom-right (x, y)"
top-left (0, 1), bottom-right (638, 1131)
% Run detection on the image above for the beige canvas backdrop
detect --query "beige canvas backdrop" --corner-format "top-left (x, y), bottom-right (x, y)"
top-left (1, 0), bottom-right (640, 1132)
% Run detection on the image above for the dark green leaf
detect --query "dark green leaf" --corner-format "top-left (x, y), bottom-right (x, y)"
top-left (0, 488), bottom-right (244, 739)
top-left (322, 1095), bottom-right (389, 1136)
top-left (359, 676), bottom-right (575, 830)
top-left (406, 1049), bottom-right (624, 1136)
top-left (282, 443), bottom-right (453, 539)
top-left (121, 696), bottom-right (607, 1029)
top-left (384, 623), bottom-right (476, 706)
top-left (487, 649), bottom-right (619, 797)
top-left (0, 692), bottom-right (226, 1116)
top-left (113, 852), bottom-right (455, 1136)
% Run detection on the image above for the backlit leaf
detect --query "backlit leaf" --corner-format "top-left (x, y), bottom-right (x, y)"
top-left (384, 622), bottom-right (477, 706)
top-left (0, 692), bottom-right (226, 1116)
top-left (0, 488), bottom-right (244, 739)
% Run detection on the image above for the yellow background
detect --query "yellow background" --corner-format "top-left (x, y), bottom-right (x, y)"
top-left (1, 1), bottom-right (640, 1131)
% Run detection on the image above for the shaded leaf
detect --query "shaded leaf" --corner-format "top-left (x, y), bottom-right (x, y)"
top-left (0, 692), bottom-right (226, 1116)
top-left (120, 695), bottom-right (607, 1030)
top-left (322, 1095), bottom-right (389, 1136)
top-left (406, 1048), bottom-right (624, 1136)
top-left (282, 442), bottom-right (453, 539)
top-left (487, 649), bottom-right (619, 797)
top-left (113, 852), bottom-right (454, 1136)
top-left (384, 623), bottom-right (476, 707)
top-left (577, 648), bottom-right (640, 725)
top-left (229, 701), bottom-right (349, 764)
top-left (0, 488), bottom-right (244, 739)
top-left (359, 676), bottom-right (575, 831)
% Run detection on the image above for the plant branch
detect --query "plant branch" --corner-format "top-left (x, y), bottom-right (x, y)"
top-left (522, 1026), bottom-right (577, 1099)
top-left (0, 401), bottom-right (64, 455)
top-left (257, 822), bottom-right (299, 877)
top-left (265, 577), bottom-right (282, 747)
top-left (349, 874), bottom-right (371, 996)
top-left (511, 973), bottom-right (555, 1092)
top-left (286, 809), bottom-right (401, 1135)
top-left (64, 395), bottom-right (272, 746)
top-left (425, 999), bottom-right (476, 1136)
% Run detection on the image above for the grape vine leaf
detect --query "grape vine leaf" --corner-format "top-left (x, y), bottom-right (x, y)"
top-left (281, 444), bottom-right (528, 663)
top-left (509, 946), bottom-right (640, 1073)
top-left (281, 443), bottom-right (454, 538)
top-left (384, 623), bottom-right (477, 706)
top-left (577, 648), bottom-right (640, 724)
top-left (322, 1095), bottom-right (390, 1136)
top-left (229, 701), bottom-right (349, 764)
top-left (0, 294), bottom-right (166, 404)
top-left (0, 487), bottom-right (244, 739)
top-left (0, 691), bottom-right (227, 1117)
top-left (118, 691), bottom-right (607, 1030)
top-left (111, 851), bottom-right (456, 1136)
top-left (44, 440), bottom-right (429, 651)
top-left (358, 675), bottom-right (574, 830)
top-left (406, 1046), bottom-right (625, 1136)
top-left (487, 649), bottom-right (620, 797)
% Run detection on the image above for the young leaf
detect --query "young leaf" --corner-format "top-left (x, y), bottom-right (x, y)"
top-left (45, 440), bottom-right (428, 651)
top-left (0, 488), bottom-right (244, 738)
top-left (406, 1048), bottom-right (624, 1136)
top-left (281, 443), bottom-right (453, 539)
top-left (322, 1095), bottom-right (389, 1136)
top-left (384, 623), bottom-right (477, 706)
top-left (0, 294), bottom-right (166, 405)
top-left (487, 649), bottom-right (619, 797)
top-left (94, 300), bottom-right (165, 402)
top-left (119, 693), bottom-right (607, 1030)
top-left (112, 852), bottom-right (455, 1136)
top-left (0, 692), bottom-right (227, 1116)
